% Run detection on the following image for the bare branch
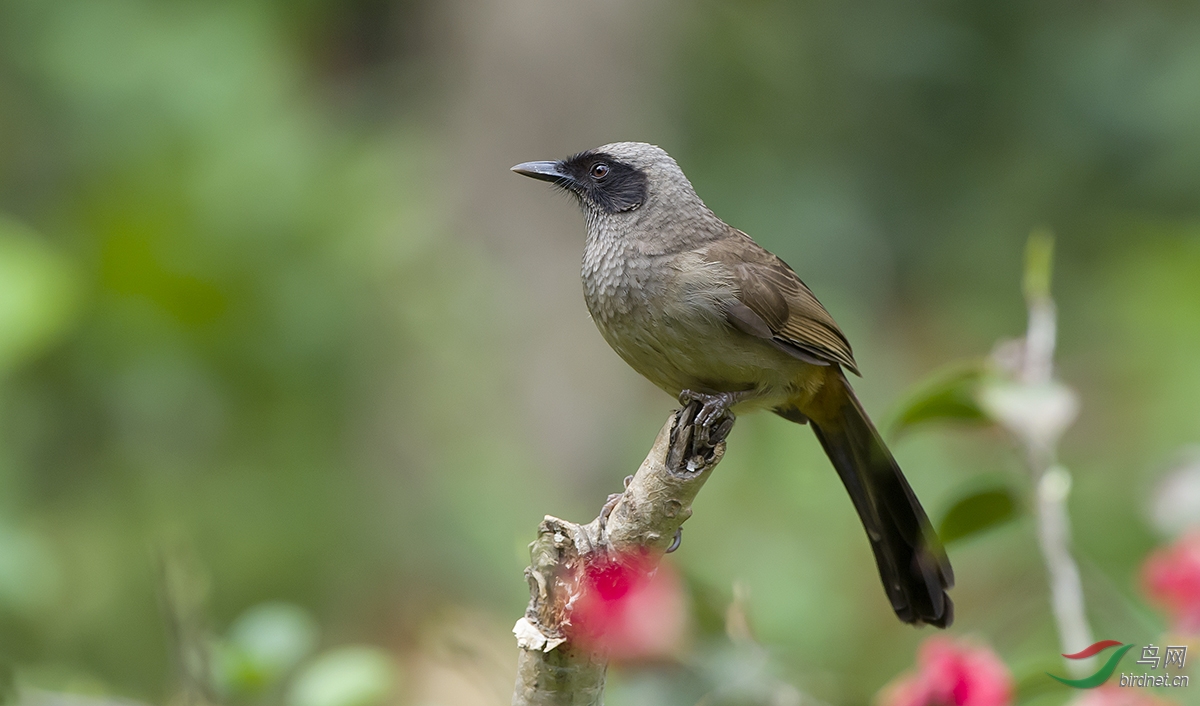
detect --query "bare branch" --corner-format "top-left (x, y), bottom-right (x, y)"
top-left (511, 403), bottom-right (730, 706)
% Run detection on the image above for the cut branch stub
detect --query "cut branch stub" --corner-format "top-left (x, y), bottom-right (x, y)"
top-left (521, 517), bottom-right (583, 650)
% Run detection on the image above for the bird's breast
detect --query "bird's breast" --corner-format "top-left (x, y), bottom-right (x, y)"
top-left (580, 240), bottom-right (801, 400)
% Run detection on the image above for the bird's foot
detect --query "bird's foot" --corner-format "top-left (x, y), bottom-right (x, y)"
top-left (681, 389), bottom-right (734, 449)
top-left (678, 389), bottom-right (739, 447)
top-left (667, 395), bottom-right (733, 474)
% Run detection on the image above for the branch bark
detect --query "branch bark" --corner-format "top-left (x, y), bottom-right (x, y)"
top-left (511, 403), bottom-right (731, 706)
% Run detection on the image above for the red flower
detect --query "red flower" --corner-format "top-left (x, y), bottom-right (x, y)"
top-left (878, 637), bottom-right (1013, 706)
top-left (1142, 531), bottom-right (1200, 634)
top-left (567, 552), bottom-right (687, 662)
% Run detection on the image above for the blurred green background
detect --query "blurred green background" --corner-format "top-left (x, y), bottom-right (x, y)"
top-left (1, 0), bottom-right (1199, 704)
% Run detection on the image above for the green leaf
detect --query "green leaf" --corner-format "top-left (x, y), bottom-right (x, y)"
top-left (937, 487), bottom-right (1020, 544)
top-left (287, 647), bottom-right (395, 706)
top-left (889, 363), bottom-right (990, 438)
top-left (0, 217), bottom-right (80, 376)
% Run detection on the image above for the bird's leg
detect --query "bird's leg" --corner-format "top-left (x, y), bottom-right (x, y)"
top-left (677, 389), bottom-right (752, 446)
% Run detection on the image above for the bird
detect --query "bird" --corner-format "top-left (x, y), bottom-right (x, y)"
top-left (511, 142), bottom-right (953, 628)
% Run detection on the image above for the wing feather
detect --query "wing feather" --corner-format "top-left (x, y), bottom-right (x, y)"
top-left (705, 230), bottom-right (859, 374)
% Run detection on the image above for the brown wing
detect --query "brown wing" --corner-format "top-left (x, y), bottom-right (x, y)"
top-left (705, 230), bottom-right (859, 375)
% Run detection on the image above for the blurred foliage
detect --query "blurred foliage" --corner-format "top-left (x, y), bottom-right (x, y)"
top-left (0, 219), bottom-right (79, 376)
top-left (0, 665), bottom-right (13, 706)
top-left (938, 487), bottom-right (1020, 546)
top-left (213, 602), bottom-right (319, 699)
top-left (211, 601), bottom-right (394, 706)
top-left (286, 647), bottom-right (395, 706)
top-left (0, 0), bottom-right (1199, 704)
top-left (889, 363), bottom-right (990, 437)
top-left (1023, 229), bottom-right (1056, 305)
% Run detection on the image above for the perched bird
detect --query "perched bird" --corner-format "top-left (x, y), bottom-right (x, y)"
top-left (512, 142), bottom-right (953, 628)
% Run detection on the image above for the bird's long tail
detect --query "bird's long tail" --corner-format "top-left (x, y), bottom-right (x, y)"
top-left (787, 370), bottom-right (954, 628)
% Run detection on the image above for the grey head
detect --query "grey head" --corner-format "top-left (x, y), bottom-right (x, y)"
top-left (512, 142), bottom-right (707, 218)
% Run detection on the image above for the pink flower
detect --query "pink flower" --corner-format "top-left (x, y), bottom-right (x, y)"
top-left (1069, 684), bottom-right (1177, 706)
top-left (878, 637), bottom-right (1013, 706)
top-left (567, 552), bottom-right (687, 662)
top-left (1141, 531), bottom-right (1200, 634)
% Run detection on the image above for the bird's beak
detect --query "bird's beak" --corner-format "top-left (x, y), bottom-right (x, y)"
top-left (511, 160), bottom-right (568, 184)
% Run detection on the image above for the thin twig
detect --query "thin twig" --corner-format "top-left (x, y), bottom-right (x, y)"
top-left (1018, 235), bottom-right (1094, 676)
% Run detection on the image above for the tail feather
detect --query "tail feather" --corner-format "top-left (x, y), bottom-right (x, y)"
top-left (787, 371), bottom-right (954, 628)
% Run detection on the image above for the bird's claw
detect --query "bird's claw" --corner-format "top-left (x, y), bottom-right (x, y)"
top-left (665, 527), bottom-right (682, 554)
top-left (599, 491), bottom-right (623, 528)
top-left (599, 476), bottom-right (636, 529)
top-left (678, 389), bottom-right (736, 447)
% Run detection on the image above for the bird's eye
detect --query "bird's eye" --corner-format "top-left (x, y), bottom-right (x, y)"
top-left (590, 162), bottom-right (610, 179)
